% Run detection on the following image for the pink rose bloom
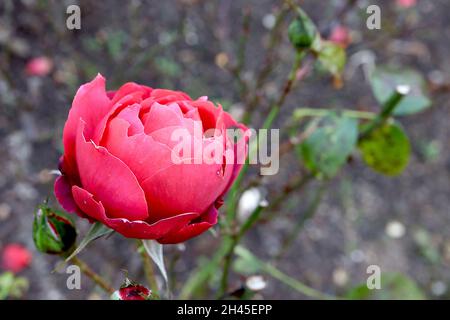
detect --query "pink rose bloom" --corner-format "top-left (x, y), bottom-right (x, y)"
top-left (55, 75), bottom-right (249, 244)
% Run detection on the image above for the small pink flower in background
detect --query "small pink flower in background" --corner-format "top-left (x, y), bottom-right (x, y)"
top-left (328, 25), bottom-right (351, 48)
top-left (1, 244), bottom-right (32, 273)
top-left (25, 56), bottom-right (53, 77)
top-left (396, 0), bottom-right (417, 8)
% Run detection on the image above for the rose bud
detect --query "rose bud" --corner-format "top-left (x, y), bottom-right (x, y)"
top-left (54, 74), bottom-right (249, 244)
top-left (33, 203), bottom-right (77, 255)
top-left (288, 8), bottom-right (317, 49)
top-left (25, 56), bottom-right (53, 77)
top-left (1, 244), bottom-right (32, 273)
top-left (111, 278), bottom-right (151, 300)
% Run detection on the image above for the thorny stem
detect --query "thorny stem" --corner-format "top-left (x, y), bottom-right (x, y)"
top-left (225, 49), bottom-right (305, 221)
top-left (230, 7), bottom-right (252, 103)
top-left (70, 256), bottom-right (114, 295)
top-left (242, 5), bottom-right (289, 124)
top-left (262, 50), bottom-right (305, 130)
top-left (293, 108), bottom-right (377, 120)
top-left (219, 173), bottom-right (312, 298)
top-left (275, 183), bottom-right (327, 259)
top-left (220, 49), bottom-right (306, 296)
top-left (235, 246), bottom-right (336, 300)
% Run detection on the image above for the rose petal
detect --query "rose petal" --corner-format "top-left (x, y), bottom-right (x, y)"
top-left (143, 102), bottom-right (183, 134)
top-left (140, 149), bottom-right (233, 220)
top-left (76, 120), bottom-right (149, 220)
top-left (104, 118), bottom-right (174, 184)
top-left (191, 100), bottom-right (221, 131)
top-left (94, 91), bottom-right (149, 145)
top-left (54, 175), bottom-right (95, 222)
top-left (115, 104), bottom-right (144, 135)
top-left (62, 74), bottom-right (111, 177)
top-left (72, 186), bottom-right (200, 239)
top-left (109, 82), bottom-right (152, 105)
top-left (54, 175), bottom-right (78, 213)
top-left (157, 205), bottom-right (218, 244)
top-left (150, 89), bottom-right (192, 104)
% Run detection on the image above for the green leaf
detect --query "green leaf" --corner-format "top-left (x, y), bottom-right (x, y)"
top-left (106, 31), bottom-right (126, 61)
top-left (65, 222), bottom-right (113, 262)
top-left (358, 122), bottom-right (410, 176)
top-left (299, 114), bottom-right (358, 179)
top-left (370, 66), bottom-right (431, 116)
top-left (0, 272), bottom-right (15, 300)
top-left (142, 240), bottom-right (168, 288)
top-left (9, 276), bottom-right (29, 298)
top-left (316, 40), bottom-right (346, 76)
top-left (413, 228), bottom-right (440, 264)
top-left (346, 272), bottom-right (426, 300)
top-left (233, 256), bottom-right (262, 275)
top-left (154, 57), bottom-right (182, 78)
top-left (0, 272), bottom-right (29, 300)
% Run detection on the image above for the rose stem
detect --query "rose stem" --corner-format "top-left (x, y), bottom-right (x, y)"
top-left (228, 6), bottom-right (252, 104)
top-left (241, 4), bottom-right (289, 124)
top-left (225, 48), bottom-right (305, 225)
top-left (136, 241), bottom-right (159, 293)
top-left (275, 183), bottom-right (327, 260)
top-left (218, 174), bottom-right (312, 298)
top-left (219, 49), bottom-right (305, 297)
top-left (69, 256), bottom-right (114, 294)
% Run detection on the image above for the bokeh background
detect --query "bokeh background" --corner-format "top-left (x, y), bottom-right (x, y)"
top-left (0, 0), bottom-right (449, 299)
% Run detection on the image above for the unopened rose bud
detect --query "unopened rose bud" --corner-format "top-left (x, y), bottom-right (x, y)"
top-left (33, 203), bottom-right (77, 255)
top-left (288, 8), bottom-right (317, 49)
top-left (111, 278), bottom-right (152, 300)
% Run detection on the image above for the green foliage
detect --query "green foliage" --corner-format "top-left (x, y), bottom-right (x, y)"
top-left (316, 40), bottom-right (346, 77)
top-left (233, 255), bottom-right (261, 275)
top-left (106, 31), bottom-right (126, 61)
top-left (65, 222), bottom-right (113, 262)
top-left (142, 240), bottom-right (168, 289)
top-left (234, 246), bottom-right (335, 299)
top-left (418, 139), bottom-right (441, 162)
top-left (413, 228), bottom-right (441, 264)
top-left (358, 122), bottom-right (410, 176)
top-left (370, 66), bottom-right (431, 116)
top-left (154, 57), bottom-right (182, 78)
top-left (299, 114), bottom-right (358, 179)
top-left (0, 272), bottom-right (29, 300)
top-left (346, 272), bottom-right (426, 300)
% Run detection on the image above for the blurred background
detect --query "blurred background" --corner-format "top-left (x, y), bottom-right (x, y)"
top-left (0, 0), bottom-right (449, 299)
